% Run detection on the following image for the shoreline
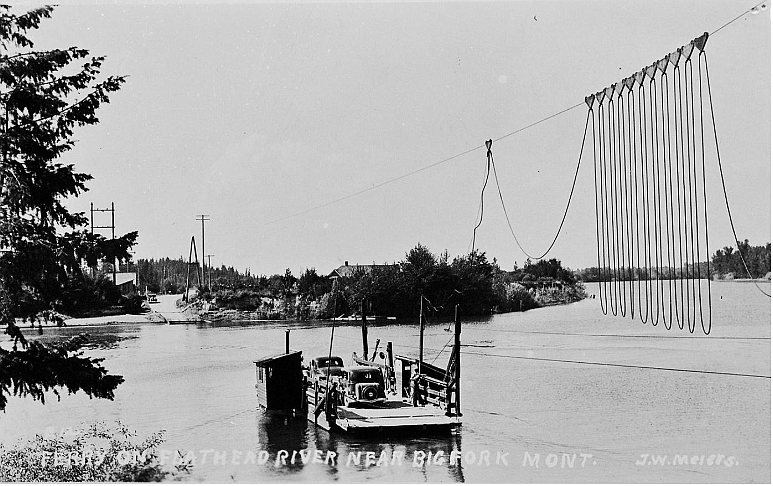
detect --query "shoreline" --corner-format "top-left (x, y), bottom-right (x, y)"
top-left (15, 311), bottom-right (167, 328)
top-left (24, 279), bottom-right (769, 328)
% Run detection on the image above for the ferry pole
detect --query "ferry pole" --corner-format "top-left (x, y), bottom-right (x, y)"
top-left (454, 304), bottom-right (461, 415)
top-left (418, 296), bottom-right (424, 377)
top-left (111, 202), bottom-right (116, 285)
top-left (361, 298), bottom-right (368, 360)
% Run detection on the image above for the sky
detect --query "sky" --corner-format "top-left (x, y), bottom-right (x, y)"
top-left (29, 0), bottom-right (770, 277)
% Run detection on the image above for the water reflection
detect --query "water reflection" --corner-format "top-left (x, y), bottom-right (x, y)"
top-left (255, 410), bottom-right (309, 475)
top-left (307, 426), bottom-right (343, 480)
top-left (256, 406), bottom-right (466, 482)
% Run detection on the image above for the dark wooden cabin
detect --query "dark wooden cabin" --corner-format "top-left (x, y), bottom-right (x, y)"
top-left (253, 350), bottom-right (305, 414)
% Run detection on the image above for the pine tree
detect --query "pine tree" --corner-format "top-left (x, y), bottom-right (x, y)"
top-left (0, 6), bottom-right (128, 411)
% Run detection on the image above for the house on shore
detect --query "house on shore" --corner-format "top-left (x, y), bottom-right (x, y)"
top-left (327, 261), bottom-right (395, 282)
top-left (115, 272), bottom-right (138, 295)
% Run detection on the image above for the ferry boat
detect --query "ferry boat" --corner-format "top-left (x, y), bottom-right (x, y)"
top-left (253, 302), bottom-right (462, 435)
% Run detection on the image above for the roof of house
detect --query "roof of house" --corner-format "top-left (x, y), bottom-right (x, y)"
top-left (328, 263), bottom-right (394, 279)
top-left (115, 272), bottom-right (137, 286)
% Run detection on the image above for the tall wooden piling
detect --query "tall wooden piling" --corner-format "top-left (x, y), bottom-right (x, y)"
top-left (361, 298), bottom-right (368, 360)
top-left (454, 304), bottom-right (461, 415)
top-left (285, 329), bottom-right (290, 354)
top-left (418, 296), bottom-right (424, 377)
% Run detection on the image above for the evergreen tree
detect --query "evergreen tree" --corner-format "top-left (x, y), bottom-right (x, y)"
top-left (0, 6), bottom-right (127, 411)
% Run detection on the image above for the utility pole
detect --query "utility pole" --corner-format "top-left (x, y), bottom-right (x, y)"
top-left (91, 202), bottom-right (117, 284)
top-left (185, 236), bottom-right (201, 301)
top-left (196, 214), bottom-right (210, 288)
top-left (206, 254), bottom-right (215, 288)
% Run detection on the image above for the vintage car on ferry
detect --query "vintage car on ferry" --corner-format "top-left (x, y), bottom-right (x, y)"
top-left (308, 356), bottom-right (345, 381)
top-left (337, 365), bottom-right (387, 406)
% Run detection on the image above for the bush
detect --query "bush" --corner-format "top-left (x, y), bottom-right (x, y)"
top-left (533, 283), bottom-right (587, 306)
top-left (0, 422), bottom-right (187, 482)
top-left (120, 292), bottom-right (146, 314)
top-left (59, 276), bottom-right (123, 317)
top-left (494, 283), bottom-right (540, 312)
top-left (212, 288), bottom-right (263, 311)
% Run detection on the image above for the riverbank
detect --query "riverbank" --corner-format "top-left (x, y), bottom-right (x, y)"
top-left (15, 311), bottom-right (167, 328)
top-left (183, 290), bottom-right (587, 322)
top-left (12, 294), bottom-right (189, 328)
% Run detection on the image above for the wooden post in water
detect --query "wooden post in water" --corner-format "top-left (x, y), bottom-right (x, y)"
top-left (314, 381), bottom-right (319, 425)
top-left (111, 202), bottom-right (116, 285)
top-left (361, 298), bottom-right (368, 360)
top-left (454, 303), bottom-right (461, 415)
top-left (418, 296), bottom-right (424, 378)
top-left (386, 341), bottom-right (394, 394)
top-left (285, 329), bottom-right (290, 354)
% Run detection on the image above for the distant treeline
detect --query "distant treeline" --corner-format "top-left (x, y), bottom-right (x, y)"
top-left (575, 239), bottom-right (770, 282)
top-left (136, 257), bottom-right (281, 295)
top-left (575, 263), bottom-right (711, 282)
top-left (139, 245), bottom-right (586, 319)
top-left (710, 240), bottom-right (770, 279)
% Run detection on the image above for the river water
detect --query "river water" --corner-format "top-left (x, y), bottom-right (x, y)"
top-left (1, 281), bottom-right (769, 483)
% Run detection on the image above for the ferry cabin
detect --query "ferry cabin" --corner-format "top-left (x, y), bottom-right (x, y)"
top-left (254, 351), bottom-right (305, 414)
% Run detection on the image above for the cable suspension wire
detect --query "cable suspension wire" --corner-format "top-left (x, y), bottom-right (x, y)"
top-left (266, 144), bottom-right (484, 226)
top-left (480, 110), bottom-right (590, 261)
top-left (394, 341), bottom-right (770, 379)
top-left (265, 103), bottom-right (588, 228)
top-left (710, 0), bottom-right (768, 36)
top-left (463, 327), bottom-right (771, 340)
top-left (459, 348), bottom-right (771, 379)
top-left (261, 3), bottom-right (765, 230)
top-left (701, 53), bottom-right (772, 299)
top-left (470, 141), bottom-right (493, 252)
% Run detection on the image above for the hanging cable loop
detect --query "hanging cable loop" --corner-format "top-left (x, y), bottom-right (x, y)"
top-left (580, 31), bottom-right (771, 334)
top-left (482, 110), bottom-right (590, 262)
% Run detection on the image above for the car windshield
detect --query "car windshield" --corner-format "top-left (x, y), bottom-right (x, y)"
top-left (350, 369), bottom-right (383, 383)
top-left (315, 357), bottom-right (343, 368)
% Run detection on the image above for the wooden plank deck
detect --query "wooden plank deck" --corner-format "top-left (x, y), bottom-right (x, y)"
top-left (305, 388), bottom-right (460, 433)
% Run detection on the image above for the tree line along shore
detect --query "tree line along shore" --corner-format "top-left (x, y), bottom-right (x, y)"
top-left (135, 239), bottom-right (771, 323)
top-left (139, 244), bottom-right (587, 322)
